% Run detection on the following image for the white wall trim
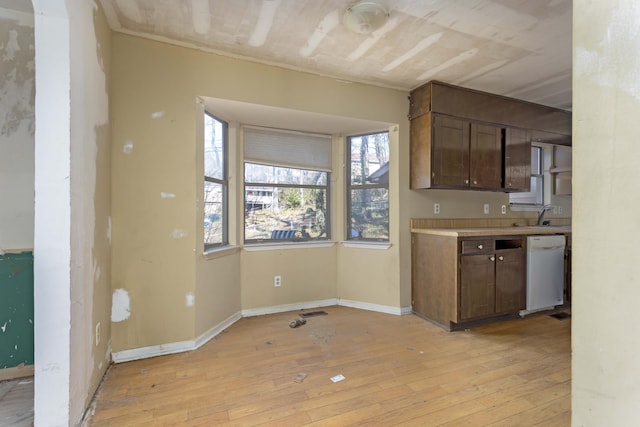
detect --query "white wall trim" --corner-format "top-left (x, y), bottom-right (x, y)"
top-left (33, 1), bottom-right (72, 425)
top-left (243, 241), bottom-right (336, 251)
top-left (0, 364), bottom-right (35, 382)
top-left (340, 241), bottom-right (392, 250)
top-left (338, 299), bottom-right (411, 316)
top-left (112, 311), bottom-right (242, 363)
top-left (241, 299), bottom-right (338, 317)
top-left (194, 311), bottom-right (242, 349)
top-left (111, 299), bottom-right (410, 363)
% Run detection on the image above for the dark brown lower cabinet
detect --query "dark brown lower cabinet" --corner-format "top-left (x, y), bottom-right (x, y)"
top-left (412, 233), bottom-right (526, 331)
top-left (460, 253), bottom-right (496, 320)
top-left (495, 249), bottom-right (526, 314)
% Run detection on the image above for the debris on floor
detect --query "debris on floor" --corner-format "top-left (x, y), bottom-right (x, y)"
top-left (330, 374), bottom-right (345, 383)
top-left (300, 310), bottom-right (328, 318)
top-left (294, 373), bottom-right (307, 383)
top-left (289, 318), bottom-right (307, 328)
top-left (549, 312), bottom-right (571, 320)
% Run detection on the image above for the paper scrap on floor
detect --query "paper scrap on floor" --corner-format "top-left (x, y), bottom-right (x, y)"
top-left (331, 374), bottom-right (345, 383)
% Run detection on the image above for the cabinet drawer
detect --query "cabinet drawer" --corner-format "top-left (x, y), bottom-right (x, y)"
top-left (461, 239), bottom-right (494, 254)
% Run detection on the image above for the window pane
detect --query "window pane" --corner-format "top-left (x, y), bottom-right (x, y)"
top-left (245, 163), bottom-right (327, 186)
top-left (350, 188), bottom-right (389, 240)
top-left (245, 186), bottom-right (327, 241)
top-left (530, 175), bottom-right (543, 205)
top-left (204, 114), bottom-right (224, 179)
top-left (350, 132), bottom-right (389, 185)
top-left (509, 145), bottom-right (544, 206)
top-left (204, 181), bottom-right (224, 245)
top-left (509, 175), bottom-right (543, 205)
top-left (531, 146), bottom-right (542, 175)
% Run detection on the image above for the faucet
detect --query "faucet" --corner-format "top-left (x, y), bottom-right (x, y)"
top-left (537, 204), bottom-right (553, 225)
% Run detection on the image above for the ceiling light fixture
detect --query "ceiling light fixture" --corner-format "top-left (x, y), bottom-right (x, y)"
top-left (342, 0), bottom-right (390, 35)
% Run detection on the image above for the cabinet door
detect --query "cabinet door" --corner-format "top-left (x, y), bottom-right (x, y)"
top-left (504, 128), bottom-right (531, 192)
top-left (410, 114), bottom-right (433, 189)
top-left (460, 254), bottom-right (496, 320)
top-left (495, 249), bottom-right (525, 313)
top-left (432, 115), bottom-right (469, 187)
top-left (469, 123), bottom-right (502, 189)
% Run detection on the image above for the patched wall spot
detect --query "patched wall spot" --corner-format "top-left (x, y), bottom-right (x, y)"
top-left (122, 140), bottom-right (133, 154)
top-left (171, 229), bottom-right (187, 239)
top-left (185, 292), bottom-right (195, 307)
top-left (111, 289), bottom-right (131, 322)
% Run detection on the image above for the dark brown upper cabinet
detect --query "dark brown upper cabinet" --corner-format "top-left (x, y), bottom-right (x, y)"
top-left (409, 81), bottom-right (571, 192)
top-left (422, 115), bottom-right (502, 190)
top-left (504, 127), bottom-right (532, 192)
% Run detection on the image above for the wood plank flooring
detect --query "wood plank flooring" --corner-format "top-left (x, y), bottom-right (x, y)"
top-left (88, 306), bottom-right (571, 426)
top-left (0, 377), bottom-right (33, 426)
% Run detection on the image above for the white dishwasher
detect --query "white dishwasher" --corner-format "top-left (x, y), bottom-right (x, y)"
top-left (521, 235), bottom-right (566, 316)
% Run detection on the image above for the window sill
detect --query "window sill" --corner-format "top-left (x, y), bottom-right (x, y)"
top-left (203, 245), bottom-right (241, 260)
top-left (341, 241), bottom-right (391, 250)
top-left (243, 241), bottom-right (336, 251)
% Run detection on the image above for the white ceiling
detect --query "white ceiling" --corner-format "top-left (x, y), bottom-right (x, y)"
top-left (99, 0), bottom-right (573, 111)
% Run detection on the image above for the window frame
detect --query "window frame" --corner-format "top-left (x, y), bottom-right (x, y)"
top-left (509, 143), bottom-right (547, 208)
top-left (243, 162), bottom-right (331, 243)
top-left (203, 111), bottom-right (229, 250)
top-left (346, 131), bottom-right (390, 242)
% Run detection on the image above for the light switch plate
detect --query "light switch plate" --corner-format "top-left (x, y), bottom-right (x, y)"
top-left (483, 203), bottom-right (490, 215)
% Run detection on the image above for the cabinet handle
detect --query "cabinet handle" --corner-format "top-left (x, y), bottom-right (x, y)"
top-left (490, 256), bottom-right (495, 261)
top-left (477, 244), bottom-right (483, 250)
top-left (498, 256), bottom-right (504, 261)
top-left (465, 179), bottom-right (469, 184)
top-left (473, 180), bottom-right (478, 185)
top-left (507, 182), bottom-right (512, 187)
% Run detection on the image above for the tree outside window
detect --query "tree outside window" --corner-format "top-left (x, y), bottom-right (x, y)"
top-left (204, 113), bottom-right (228, 248)
top-left (244, 163), bottom-right (328, 242)
top-left (347, 131), bottom-right (389, 241)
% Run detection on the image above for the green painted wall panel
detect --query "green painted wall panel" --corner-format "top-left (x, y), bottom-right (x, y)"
top-left (0, 251), bottom-right (34, 368)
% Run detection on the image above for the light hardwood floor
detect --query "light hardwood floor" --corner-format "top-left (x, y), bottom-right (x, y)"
top-left (0, 377), bottom-right (33, 426)
top-left (88, 306), bottom-right (571, 426)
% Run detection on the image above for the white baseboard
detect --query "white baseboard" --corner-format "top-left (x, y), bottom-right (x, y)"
top-left (338, 299), bottom-right (411, 316)
top-left (194, 311), bottom-right (242, 348)
top-left (0, 364), bottom-right (34, 381)
top-left (112, 311), bottom-right (241, 363)
top-left (241, 299), bottom-right (338, 317)
top-left (112, 299), bottom-right (410, 363)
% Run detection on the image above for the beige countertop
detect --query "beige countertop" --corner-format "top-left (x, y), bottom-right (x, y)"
top-left (410, 225), bottom-right (571, 237)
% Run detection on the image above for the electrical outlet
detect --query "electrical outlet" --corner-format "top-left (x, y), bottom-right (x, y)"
top-left (558, 206), bottom-right (563, 215)
top-left (483, 203), bottom-right (490, 215)
top-left (501, 204), bottom-right (507, 215)
top-left (434, 203), bottom-right (440, 215)
top-left (95, 322), bottom-right (101, 347)
top-left (274, 275), bottom-right (282, 287)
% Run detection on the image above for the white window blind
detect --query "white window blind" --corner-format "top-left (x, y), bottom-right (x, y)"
top-left (243, 126), bottom-right (332, 171)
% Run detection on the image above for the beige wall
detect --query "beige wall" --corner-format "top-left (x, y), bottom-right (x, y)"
top-left (110, 33), bottom-right (411, 352)
top-left (68, 0), bottom-right (113, 423)
top-left (241, 247), bottom-right (337, 310)
top-left (573, 0), bottom-right (640, 424)
top-left (111, 30), bottom-right (574, 352)
top-left (32, 0), bottom-right (113, 423)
